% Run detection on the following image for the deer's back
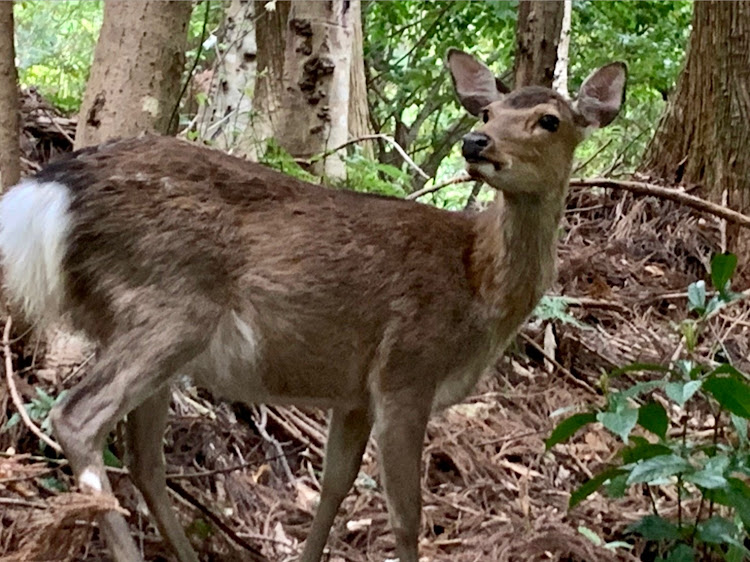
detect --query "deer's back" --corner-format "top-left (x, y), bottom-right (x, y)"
top-left (33, 136), bottom-right (493, 408)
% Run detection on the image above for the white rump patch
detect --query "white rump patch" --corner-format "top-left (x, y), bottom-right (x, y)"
top-left (80, 467), bottom-right (103, 492)
top-left (0, 180), bottom-right (71, 322)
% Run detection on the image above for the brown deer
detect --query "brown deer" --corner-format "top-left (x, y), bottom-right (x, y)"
top-left (0, 49), bottom-right (625, 562)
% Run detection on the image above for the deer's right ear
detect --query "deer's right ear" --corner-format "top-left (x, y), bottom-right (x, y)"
top-left (446, 49), bottom-right (508, 116)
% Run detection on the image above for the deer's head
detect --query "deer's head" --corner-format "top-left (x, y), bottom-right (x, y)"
top-left (447, 49), bottom-right (627, 196)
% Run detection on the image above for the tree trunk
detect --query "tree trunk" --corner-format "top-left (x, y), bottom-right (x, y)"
top-left (348, 0), bottom-right (372, 157)
top-left (277, 0), bottom-right (355, 179)
top-left (236, 0), bottom-right (291, 159)
top-left (74, 0), bottom-right (193, 149)
top-left (640, 2), bottom-right (750, 215)
top-left (196, 0), bottom-right (257, 149)
top-left (552, 0), bottom-right (572, 97)
top-left (514, 0), bottom-right (564, 88)
top-left (0, 1), bottom-right (20, 190)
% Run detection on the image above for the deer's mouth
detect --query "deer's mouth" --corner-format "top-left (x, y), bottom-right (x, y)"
top-left (465, 157), bottom-right (504, 175)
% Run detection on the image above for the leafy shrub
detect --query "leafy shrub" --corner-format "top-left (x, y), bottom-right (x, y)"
top-left (548, 254), bottom-right (750, 561)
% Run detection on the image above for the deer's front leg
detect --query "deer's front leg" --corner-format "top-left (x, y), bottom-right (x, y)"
top-left (300, 406), bottom-right (372, 562)
top-left (373, 385), bottom-right (433, 562)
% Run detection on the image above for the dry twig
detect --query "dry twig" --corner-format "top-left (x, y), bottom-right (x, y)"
top-left (3, 317), bottom-right (62, 453)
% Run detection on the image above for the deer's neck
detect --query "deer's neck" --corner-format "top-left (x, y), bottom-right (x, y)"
top-left (471, 187), bottom-right (565, 339)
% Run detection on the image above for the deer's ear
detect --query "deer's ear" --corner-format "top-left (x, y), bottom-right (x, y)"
top-left (574, 62), bottom-right (627, 128)
top-left (446, 49), bottom-right (509, 116)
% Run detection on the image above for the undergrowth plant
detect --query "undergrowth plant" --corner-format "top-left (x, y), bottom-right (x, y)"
top-left (548, 253), bottom-right (750, 562)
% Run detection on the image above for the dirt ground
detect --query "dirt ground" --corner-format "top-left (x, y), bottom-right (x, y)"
top-left (0, 96), bottom-right (746, 562)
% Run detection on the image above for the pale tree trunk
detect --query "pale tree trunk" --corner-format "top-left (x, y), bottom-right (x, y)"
top-left (0, 1), bottom-right (20, 190)
top-left (552, 0), bottom-right (572, 97)
top-left (237, 0), bottom-right (291, 159)
top-left (347, 0), bottom-right (372, 158)
top-left (75, 0), bottom-right (193, 149)
top-left (196, 0), bottom-right (257, 149)
top-left (514, 0), bottom-right (564, 88)
top-left (277, 0), bottom-right (354, 179)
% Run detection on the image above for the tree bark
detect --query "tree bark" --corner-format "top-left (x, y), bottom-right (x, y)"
top-left (552, 0), bottom-right (572, 97)
top-left (74, 0), bottom-right (193, 148)
top-left (277, 0), bottom-right (355, 179)
top-left (640, 2), bottom-right (750, 215)
top-left (196, 0), bottom-right (257, 149)
top-left (514, 0), bottom-right (564, 88)
top-left (348, 0), bottom-right (372, 157)
top-left (0, 1), bottom-right (20, 190)
top-left (239, 0), bottom-right (291, 159)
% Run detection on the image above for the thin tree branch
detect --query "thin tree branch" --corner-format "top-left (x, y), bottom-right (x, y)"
top-left (407, 174), bottom-right (472, 200)
top-left (305, 134), bottom-right (429, 179)
top-left (569, 178), bottom-right (750, 229)
top-left (3, 317), bottom-right (63, 453)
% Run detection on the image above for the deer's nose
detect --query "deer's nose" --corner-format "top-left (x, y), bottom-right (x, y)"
top-left (462, 132), bottom-right (491, 161)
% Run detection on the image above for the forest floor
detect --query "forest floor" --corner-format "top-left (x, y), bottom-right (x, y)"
top-left (1, 95), bottom-right (748, 562)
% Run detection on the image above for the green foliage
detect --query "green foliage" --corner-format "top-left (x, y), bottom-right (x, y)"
top-left (14, 1), bottom-right (103, 113)
top-left (4, 388), bottom-right (67, 451)
top-left (548, 254), bottom-right (750, 560)
top-left (533, 296), bottom-right (588, 328)
top-left (570, 1), bottom-right (693, 175)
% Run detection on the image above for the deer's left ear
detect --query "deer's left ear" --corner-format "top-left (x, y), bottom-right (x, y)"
top-left (574, 62), bottom-right (627, 129)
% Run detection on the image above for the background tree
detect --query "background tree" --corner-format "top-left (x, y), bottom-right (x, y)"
top-left (0, 0), bottom-right (20, 190)
top-left (514, 0), bottom-right (564, 88)
top-left (277, 0), bottom-right (356, 179)
top-left (75, 0), bottom-right (193, 148)
top-left (639, 1), bottom-right (750, 218)
top-left (195, 0), bottom-right (257, 149)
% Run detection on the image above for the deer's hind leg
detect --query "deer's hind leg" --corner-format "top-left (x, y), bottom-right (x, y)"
top-left (50, 315), bottom-right (213, 562)
top-left (126, 387), bottom-right (199, 562)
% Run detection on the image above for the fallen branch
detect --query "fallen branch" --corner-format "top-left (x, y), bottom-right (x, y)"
top-left (3, 317), bottom-right (63, 453)
top-left (570, 177), bottom-right (750, 229)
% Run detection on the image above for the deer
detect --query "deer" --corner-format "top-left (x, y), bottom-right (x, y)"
top-left (0, 49), bottom-right (625, 562)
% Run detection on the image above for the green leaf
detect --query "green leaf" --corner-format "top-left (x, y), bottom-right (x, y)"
top-left (102, 447), bottom-right (122, 469)
top-left (684, 455), bottom-right (729, 490)
top-left (577, 525), bottom-right (602, 546)
top-left (570, 467), bottom-right (623, 508)
top-left (663, 543), bottom-right (695, 562)
top-left (546, 412), bottom-right (597, 449)
top-left (703, 376), bottom-right (750, 418)
top-left (621, 438), bottom-right (672, 464)
top-left (626, 454), bottom-right (692, 485)
top-left (724, 478), bottom-right (750, 530)
top-left (638, 401), bottom-right (668, 439)
top-left (731, 413), bottom-right (748, 445)
top-left (627, 514), bottom-right (680, 540)
top-left (696, 516), bottom-right (744, 549)
top-left (711, 253), bottom-right (737, 296)
top-left (687, 280), bottom-right (706, 313)
top-left (598, 407), bottom-right (638, 443)
top-left (606, 473), bottom-right (629, 497)
top-left (665, 380), bottom-right (702, 407)
top-left (620, 380), bottom-right (667, 399)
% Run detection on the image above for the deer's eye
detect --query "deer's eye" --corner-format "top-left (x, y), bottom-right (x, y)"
top-left (481, 109), bottom-right (490, 123)
top-left (538, 114), bottom-right (560, 132)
